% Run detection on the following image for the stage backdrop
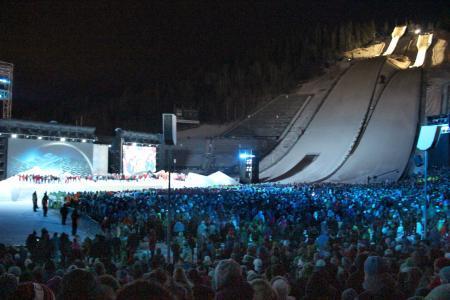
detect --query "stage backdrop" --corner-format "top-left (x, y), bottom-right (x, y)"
top-left (7, 138), bottom-right (96, 177)
top-left (122, 144), bottom-right (156, 175)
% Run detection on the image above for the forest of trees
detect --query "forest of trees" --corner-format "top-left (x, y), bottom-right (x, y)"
top-left (14, 17), bottom-right (445, 134)
top-left (92, 20), bottom-right (379, 133)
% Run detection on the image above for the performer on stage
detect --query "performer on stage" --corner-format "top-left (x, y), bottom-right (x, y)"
top-left (42, 192), bottom-right (49, 217)
top-left (60, 204), bottom-right (69, 225)
top-left (71, 209), bottom-right (80, 236)
top-left (32, 191), bottom-right (38, 212)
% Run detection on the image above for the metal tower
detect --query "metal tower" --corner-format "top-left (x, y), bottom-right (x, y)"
top-left (0, 61), bottom-right (13, 119)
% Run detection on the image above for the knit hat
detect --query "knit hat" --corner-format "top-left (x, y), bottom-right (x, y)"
top-left (60, 269), bottom-right (98, 299)
top-left (242, 254), bottom-right (254, 264)
top-left (8, 266), bottom-right (22, 278)
top-left (439, 266), bottom-right (450, 284)
top-left (203, 256), bottom-right (212, 266)
top-left (315, 259), bottom-right (326, 269)
top-left (246, 270), bottom-right (262, 282)
top-left (364, 256), bottom-right (385, 277)
top-left (214, 259), bottom-right (242, 290)
top-left (253, 258), bottom-right (263, 272)
top-left (271, 276), bottom-right (291, 300)
top-left (341, 288), bottom-right (358, 300)
top-left (425, 284), bottom-right (450, 300)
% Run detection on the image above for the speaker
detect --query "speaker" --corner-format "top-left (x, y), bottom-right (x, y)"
top-left (162, 114), bottom-right (177, 145)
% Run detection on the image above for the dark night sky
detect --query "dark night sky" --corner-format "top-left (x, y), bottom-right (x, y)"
top-left (0, 0), bottom-right (447, 123)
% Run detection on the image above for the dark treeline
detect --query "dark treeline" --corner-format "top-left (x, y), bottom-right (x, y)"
top-left (10, 3), bottom-right (448, 134)
top-left (54, 20), bottom-right (381, 133)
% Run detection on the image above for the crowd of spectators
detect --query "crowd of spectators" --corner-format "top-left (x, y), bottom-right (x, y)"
top-left (1, 168), bottom-right (450, 299)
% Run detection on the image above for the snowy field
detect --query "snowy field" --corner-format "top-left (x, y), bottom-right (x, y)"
top-left (0, 171), bottom-right (238, 202)
top-left (0, 170), bottom-right (237, 245)
top-left (0, 200), bottom-right (100, 245)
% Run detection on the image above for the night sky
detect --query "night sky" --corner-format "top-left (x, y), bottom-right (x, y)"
top-left (0, 1), bottom-right (447, 127)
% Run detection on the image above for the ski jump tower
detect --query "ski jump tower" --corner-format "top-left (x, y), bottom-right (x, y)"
top-left (0, 61), bottom-right (13, 119)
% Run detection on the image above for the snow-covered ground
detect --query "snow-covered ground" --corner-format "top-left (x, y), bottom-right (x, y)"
top-left (0, 170), bottom-right (238, 246)
top-left (0, 200), bottom-right (100, 245)
top-left (0, 171), bottom-right (238, 202)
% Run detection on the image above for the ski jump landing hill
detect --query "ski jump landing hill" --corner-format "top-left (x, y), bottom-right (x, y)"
top-left (258, 26), bottom-right (440, 184)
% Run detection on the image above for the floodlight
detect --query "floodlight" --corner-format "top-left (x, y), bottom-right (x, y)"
top-left (239, 152), bottom-right (255, 160)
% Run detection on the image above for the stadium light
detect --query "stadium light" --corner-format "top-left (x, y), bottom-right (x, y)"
top-left (239, 152), bottom-right (255, 160)
top-left (81, 139), bottom-right (87, 143)
top-left (414, 29), bottom-right (421, 34)
top-left (38, 136), bottom-right (43, 140)
top-left (60, 137), bottom-right (66, 142)
top-left (11, 134), bottom-right (17, 138)
top-left (0, 78), bottom-right (10, 84)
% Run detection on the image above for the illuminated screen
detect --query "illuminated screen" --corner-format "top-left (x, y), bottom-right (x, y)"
top-left (7, 138), bottom-right (94, 177)
top-left (122, 145), bottom-right (156, 175)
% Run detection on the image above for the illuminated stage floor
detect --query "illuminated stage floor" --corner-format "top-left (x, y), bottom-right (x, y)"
top-left (0, 200), bottom-right (100, 245)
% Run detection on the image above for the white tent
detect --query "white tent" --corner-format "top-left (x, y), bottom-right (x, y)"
top-left (207, 171), bottom-right (238, 186)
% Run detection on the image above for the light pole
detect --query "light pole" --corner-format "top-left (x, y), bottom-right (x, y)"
top-left (166, 147), bottom-right (172, 263)
top-left (422, 149), bottom-right (428, 240)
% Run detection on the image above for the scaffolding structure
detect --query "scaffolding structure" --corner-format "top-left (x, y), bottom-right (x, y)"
top-left (0, 61), bottom-right (13, 119)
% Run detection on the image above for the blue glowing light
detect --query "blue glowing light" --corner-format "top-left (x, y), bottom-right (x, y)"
top-left (239, 153), bottom-right (255, 159)
top-left (0, 78), bottom-right (10, 84)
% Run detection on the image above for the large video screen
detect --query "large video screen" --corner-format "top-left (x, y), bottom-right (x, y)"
top-left (7, 138), bottom-right (94, 177)
top-left (122, 144), bottom-right (156, 175)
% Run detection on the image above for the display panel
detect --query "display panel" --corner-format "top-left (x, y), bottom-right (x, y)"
top-left (93, 144), bottom-right (109, 175)
top-left (7, 138), bottom-right (94, 177)
top-left (122, 144), bottom-right (156, 175)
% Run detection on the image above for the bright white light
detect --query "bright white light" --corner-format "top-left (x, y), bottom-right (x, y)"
top-left (60, 137), bottom-right (66, 142)
top-left (81, 139), bottom-right (87, 143)
top-left (38, 136), bottom-right (43, 140)
top-left (414, 29), bottom-right (421, 34)
top-left (11, 134), bottom-right (17, 138)
top-left (132, 142), bottom-right (137, 146)
top-left (239, 153), bottom-right (255, 159)
top-left (108, 145), bottom-right (112, 148)
top-left (0, 78), bottom-right (10, 84)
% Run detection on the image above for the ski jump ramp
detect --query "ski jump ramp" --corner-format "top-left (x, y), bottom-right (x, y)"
top-left (261, 54), bottom-right (423, 184)
top-left (383, 25), bottom-right (407, 56)
top-left (261, 57), bottom-right (386, 182)
top-left (327, 69), bottom-right (421, 183)
top-left (411, 33), bottom-right (433, 68)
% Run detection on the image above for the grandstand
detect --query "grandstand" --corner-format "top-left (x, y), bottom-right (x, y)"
top-left (223, 94), bottom-right (310, 139)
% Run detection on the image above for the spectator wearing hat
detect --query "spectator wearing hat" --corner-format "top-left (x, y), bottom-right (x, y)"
top-left (358, 256), bottom-right (404, 300)
top-left (250, 278), bottom-right (278, 300)
top-left (271, 276), bottom-right (295, 300)
top-left (214, 259), bottom-right (253, 300)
